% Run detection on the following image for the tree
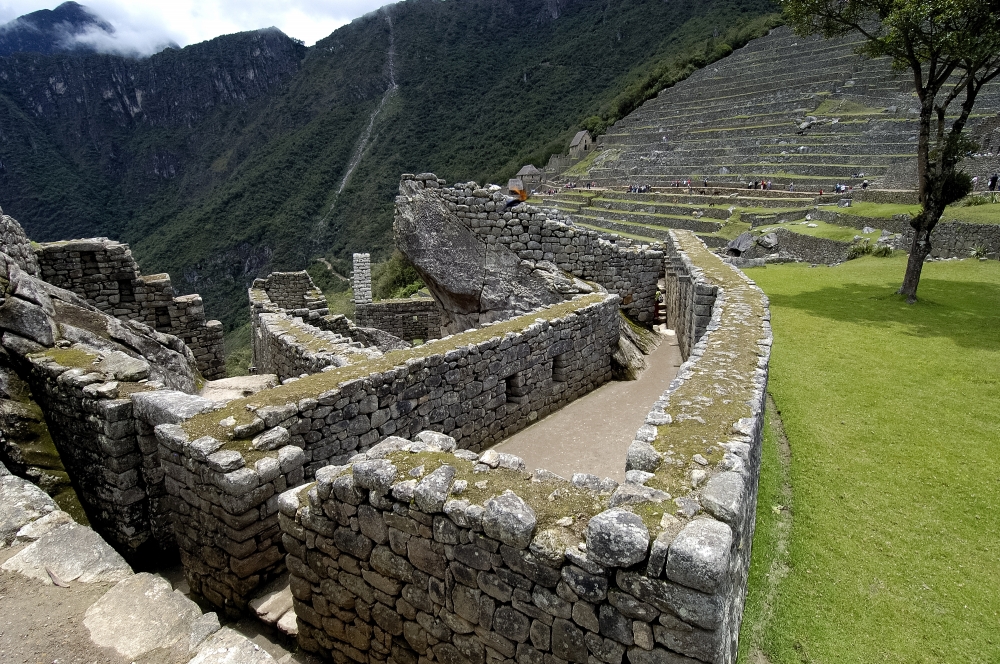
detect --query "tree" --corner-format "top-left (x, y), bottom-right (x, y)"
top-left (782, 0), bottom-right (1000, 302)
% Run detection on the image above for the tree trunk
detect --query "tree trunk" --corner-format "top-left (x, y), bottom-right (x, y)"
top-left (899, 225), bottom-right (933, 303)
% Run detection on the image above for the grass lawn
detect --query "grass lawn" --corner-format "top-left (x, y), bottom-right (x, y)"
top-left (838, 200), bottom-right (1000, 225)
top-left (739, 256), bottom-right (1000, 662)
top-left (755, 219), bottom-right (879, 243)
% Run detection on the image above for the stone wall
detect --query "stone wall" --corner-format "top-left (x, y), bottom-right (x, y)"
top-left (24, 353), bottom-right (154, 556)
top-left (662, 248), bottom-right (718, 360)
top-left (890, 221), bottom-right (1000, 259)
top-left (0, 208), bottom-right (40, 276)
top-left (809, 209), bottom-right (910, 233)
top-left (400, 174), bottom-right (663, 324)
top-left (163, 293), bottom-right (618, 610)
top-left (742, 229), bottom-right (851, 264)
top-left (276, 230), bottom-right (771, 664)
top-left (34, 239), bottom-right (225, 379)
top-left (261, 271), bottom-right (330, 316)
top-left (354, 254), bottom-right (374, 305)
top-left (252, 309), bottom-right (381, 382)
top-left (155, 419), bottom-right (306, 615)
top-left (356, 299), bottom-right (443, 342)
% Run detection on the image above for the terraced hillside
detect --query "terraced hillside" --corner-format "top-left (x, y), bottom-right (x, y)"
top-left (575, 26), bottom-right (1000, 190)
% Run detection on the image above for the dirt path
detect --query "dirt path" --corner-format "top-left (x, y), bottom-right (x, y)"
top-left (493, 331), bottom-right (682, 482)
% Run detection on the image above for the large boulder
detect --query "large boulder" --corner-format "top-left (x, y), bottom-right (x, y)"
top-left (394, 177), bottom-right (593, 333)
top-left (0, 250), bottom-right (200, 392)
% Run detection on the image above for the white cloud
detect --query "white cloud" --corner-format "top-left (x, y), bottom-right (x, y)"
top-left (0, 0), bottom-right (394, 54)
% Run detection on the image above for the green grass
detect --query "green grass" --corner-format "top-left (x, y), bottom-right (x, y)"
top-left (755, 219), bottom-right (879, 242)
top-left (738, 408), bottom-right (790, 662)
top-left (740, 256), bottom-right (1000, 662)
top-left (224, 323), bottom-right (253, 377)
top-left (944, 201), bottom-right (1000, 225)
top-left (837, 201), bottom-right (921, 218)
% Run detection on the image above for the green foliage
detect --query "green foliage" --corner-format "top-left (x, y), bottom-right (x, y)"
top-left (963, 193), bottom-right (995, 206)
top-left (372, 250), bottom-right (424, 301)
top-left (846, 238), bottom-right (874, 259)
top-left (0, 0), bottom-right (779, 336)
top-left (744, 256), bottom-right (1000, 661)
top-left (307, 260), bottom-right (349, 293)
top-left (870, 243), bottom-right (894, 257)
top-left (224, 323), bottom-right (253, 377)
top-left (941, 170), bottom-right (973, 206)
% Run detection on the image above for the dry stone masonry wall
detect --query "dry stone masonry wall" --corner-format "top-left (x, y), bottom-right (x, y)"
top-left (354, 254), bottom-right (374, 305)
top-left (275, 229), bottom-right (770, 664)
top-left (399, 174), bottom-right (663, 324)
top-left (34, 239), bottom-right (225, 379)
top-left (356, 299), bottom-right (444, 343)
top-left (163, 292), bottom-right (619, 612)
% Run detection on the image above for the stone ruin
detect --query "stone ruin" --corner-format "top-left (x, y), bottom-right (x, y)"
top-left (0, 172), bottom-right (771, 664)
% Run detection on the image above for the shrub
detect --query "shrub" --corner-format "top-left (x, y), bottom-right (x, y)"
top-left (970, 244), bottom-right (990, 259)
top-left (372, 250), bottom-right (424, 300)
top-left (871, 244), bottom-right (894, 258)
top-left (847, 239), bottom-right (874, 260)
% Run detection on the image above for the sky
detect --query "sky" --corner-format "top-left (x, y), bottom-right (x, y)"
top-left (0, 0), bottom-right (395, 53)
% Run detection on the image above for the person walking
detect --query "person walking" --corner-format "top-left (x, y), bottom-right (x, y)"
top-left (989, 173), bottom-right (998, 191)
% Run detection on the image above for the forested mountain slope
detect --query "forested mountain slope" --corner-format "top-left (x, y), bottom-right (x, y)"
top-left (0, 0), bottom-right (777, 328)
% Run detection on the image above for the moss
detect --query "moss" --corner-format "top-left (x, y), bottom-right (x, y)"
top-left (34, 347), bottom-right (100, 370)
top-left (182, 294), bottom-right (608, 449)
top-left (644, 231), bottom-right (765, 506)
top-left (386, 449), bottom-right (605, 538)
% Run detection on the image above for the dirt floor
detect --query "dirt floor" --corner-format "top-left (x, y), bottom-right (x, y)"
top-left (0, 546), bottom-right (132, 664)
top-left (494, 330), bottom-right (682, 482)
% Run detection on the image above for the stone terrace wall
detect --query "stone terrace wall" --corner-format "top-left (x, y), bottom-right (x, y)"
top-left (34, 239), bottom-right (225, 379)
top-left (252, 309), bottom-right (381, 382)
top-left (891, 221), bottom-right (1000, 259)
top-left (263, 271), bottom-right (330, 316)
top-left (356, 299), bottom-right (443, 342)
top-left (163, 293), bottom-right (619, 611)
top-left (400, 174), bottom-right (663, 324)
top-left (743, 229), bottom-right (851, 265)
top-left (278, 230), bottom-right (771, 664)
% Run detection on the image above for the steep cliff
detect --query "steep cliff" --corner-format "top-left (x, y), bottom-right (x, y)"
top-left (0, 0), bottom-right (777, 332)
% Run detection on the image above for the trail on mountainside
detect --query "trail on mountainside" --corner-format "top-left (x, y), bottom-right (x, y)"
top-left (335, 13), bottom-right (398, 198)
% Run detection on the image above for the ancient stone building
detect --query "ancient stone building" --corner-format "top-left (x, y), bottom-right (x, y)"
top-left (34, 238), bottom-right (226, 379)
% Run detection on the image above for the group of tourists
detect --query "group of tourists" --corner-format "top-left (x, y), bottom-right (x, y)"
top-left (628, 184), bottom-right (652, 193)
top-left (748, 180), bottom-right (773, 190)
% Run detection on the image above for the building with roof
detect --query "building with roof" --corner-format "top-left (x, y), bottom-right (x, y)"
top-left (569, 130), bottom-right (594, 158)
top-left (516, 164), bottom-right (543, 187)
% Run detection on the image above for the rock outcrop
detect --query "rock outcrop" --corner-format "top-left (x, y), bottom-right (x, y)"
top-left (394, 176), bottom-right (594, 333)
top-left (0, 248), bottom-right (200, 392)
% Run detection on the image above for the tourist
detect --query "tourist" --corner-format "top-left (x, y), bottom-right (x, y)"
top-left (862, 180), bottom-right (869, 190)
top-left (788, 182), bottom-right (795, 192)
top-left (989, 173), bottom-right (998, 191)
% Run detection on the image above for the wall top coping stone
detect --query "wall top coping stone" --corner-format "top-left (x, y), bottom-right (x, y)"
top-left (182, 291), bottom-right (612, 446)
top-left (279, 233), bottom-right (770, 577)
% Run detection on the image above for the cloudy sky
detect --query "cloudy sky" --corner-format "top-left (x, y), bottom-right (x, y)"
top-left (0, 0), bottom-right (394, 52)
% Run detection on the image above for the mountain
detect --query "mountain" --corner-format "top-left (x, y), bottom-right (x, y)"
top-left (0, 1), bottom-right (116, 56)
top-left (0, 0), bottom-right (778, 333)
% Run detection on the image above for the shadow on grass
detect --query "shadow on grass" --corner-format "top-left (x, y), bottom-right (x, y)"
top-left (763, 277), bottom-right (1000, 350)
